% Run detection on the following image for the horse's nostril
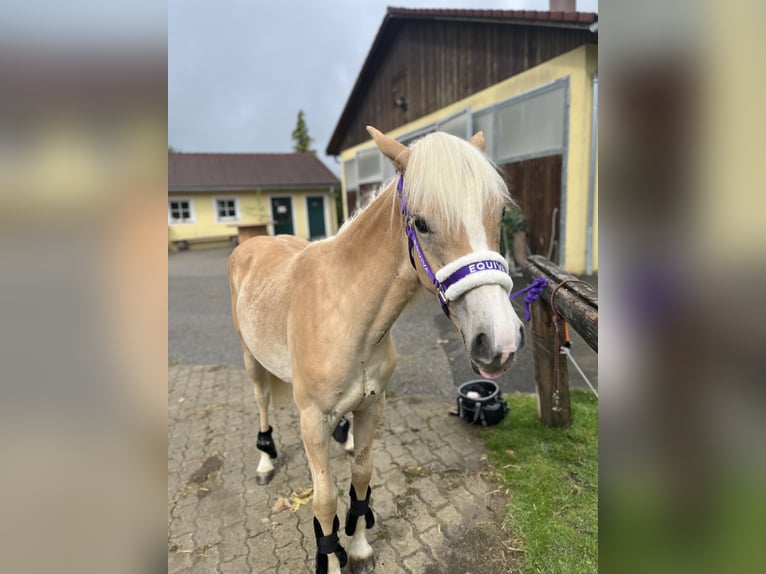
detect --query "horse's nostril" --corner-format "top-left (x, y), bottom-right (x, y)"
top-left (471, 332), bottom-right (493, 363)
top-left (519, 325), bottom-right (526, 350)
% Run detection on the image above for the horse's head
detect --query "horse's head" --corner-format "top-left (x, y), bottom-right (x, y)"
top-left (368, 126), bottom-right (525, 379)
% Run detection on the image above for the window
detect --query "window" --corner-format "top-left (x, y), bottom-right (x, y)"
top-left (438, 110), bottom-right (469, 139)
top-left (472, 110), bottom-right (494, 160)
top-left (343, 158), bottom-right (358, 192)
top-left (496, 85), bottom-right (566, 162)
top-left (356, 147), bottom-right (382, 185)
top-left (214, 197), bottom-right (239, 222)
top-left (168, 198), bottom-right (194, 224)
top-left (400, 125), bottom-right (435, 147)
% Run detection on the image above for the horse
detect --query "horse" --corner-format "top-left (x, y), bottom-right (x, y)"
top-left (227, 126), bottom-right (525, 573)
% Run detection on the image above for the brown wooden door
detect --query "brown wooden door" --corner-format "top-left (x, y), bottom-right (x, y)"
top-left (501, 154), bottom-right (563, 262)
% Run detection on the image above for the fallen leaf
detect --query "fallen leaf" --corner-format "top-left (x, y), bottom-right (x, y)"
top-left (288, 487), bottom-right (313, 511)
top-left (272, 497), bottom-right (290, 513)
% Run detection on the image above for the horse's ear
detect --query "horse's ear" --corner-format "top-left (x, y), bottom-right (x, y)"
top-left (469, 131), bottom-right (486, 151)
top-left (367, 126), bottom-right (409, 172)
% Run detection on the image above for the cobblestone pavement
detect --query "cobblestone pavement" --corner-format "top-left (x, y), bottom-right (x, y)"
top-left (168, 364), bottom-right (518, 573)
top-left (169, 249), bottom-right (597, 573)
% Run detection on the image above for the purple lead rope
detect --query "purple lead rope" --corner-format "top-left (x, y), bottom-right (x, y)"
top-left (509, 277), bottom-right (547, 321)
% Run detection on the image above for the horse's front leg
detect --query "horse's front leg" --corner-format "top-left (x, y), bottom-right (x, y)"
top-left (300, 407), bottom-right (347, 574)
top-left (345, 397), bottom-right (383, 574)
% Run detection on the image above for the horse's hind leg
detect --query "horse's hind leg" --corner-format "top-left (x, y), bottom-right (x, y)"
top-left (345, 398), bottom-right (383, 574)
top-left (243, 351), bottom-right (277, 485)
top-left (332, 415), bottom-right (355, 453)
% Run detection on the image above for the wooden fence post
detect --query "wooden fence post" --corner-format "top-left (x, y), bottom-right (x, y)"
top-left (523, 255), bottom-right (597, 427)
top-left (530, 298), bottom-right (572, 427)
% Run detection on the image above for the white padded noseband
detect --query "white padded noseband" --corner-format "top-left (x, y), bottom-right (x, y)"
top-left (434, 251), bottom-right (513, 302)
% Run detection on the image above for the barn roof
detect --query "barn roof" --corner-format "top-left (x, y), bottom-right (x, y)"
top-left (385, 7), bottom-right (597, 24)
top-left (168, 153), bottom-right (339, 191)
top-left (326, 7), bottom-right (598, 155)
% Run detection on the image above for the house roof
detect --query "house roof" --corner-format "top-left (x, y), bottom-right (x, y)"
top-left (326, 7), bottom-right (598, 155)
top-left (169, 153), bottom-right (339, 191)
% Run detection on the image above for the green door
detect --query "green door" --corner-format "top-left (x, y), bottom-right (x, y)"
top-left (307, 196), bottom-right (326, 239)
top-left (271, 197), bottom-right (294, 235)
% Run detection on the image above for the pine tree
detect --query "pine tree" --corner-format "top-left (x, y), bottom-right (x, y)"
top-left (291, 110), bottom-right (315, 153)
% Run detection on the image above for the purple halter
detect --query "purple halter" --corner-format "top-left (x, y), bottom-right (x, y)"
top-left (397, 175), bottom-right (451, 314)
top-left (396, 174), bottom-right (545, 319)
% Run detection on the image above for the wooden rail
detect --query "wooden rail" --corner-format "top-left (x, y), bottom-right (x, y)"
top-left (522, 255), bottom-right (598, 427)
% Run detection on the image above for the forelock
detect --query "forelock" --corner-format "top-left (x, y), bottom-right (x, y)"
top-left (402, 132), bottom-right (511, 231)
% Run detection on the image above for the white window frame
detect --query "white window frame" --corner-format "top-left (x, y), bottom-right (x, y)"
top-left (213, 196), bottom-right (240, 223)
top-left (168, 197), bottom-right (195, 224)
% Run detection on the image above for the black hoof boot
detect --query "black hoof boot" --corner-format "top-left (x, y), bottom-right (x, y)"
top-left (349, 554), bottom-right (376, 574)
top-left (257, 426), bottom-right (278, 459)
top-left (332, 416), bottom-right (350, 444)
top-left (314, 516), bottom-right (347, 574)
top-left (344, 485), bottom-right (374, 536)
top-left (255, 470), bottom-right (274, 485)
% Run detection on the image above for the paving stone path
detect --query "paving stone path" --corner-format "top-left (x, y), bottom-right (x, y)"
top-left (168, 363), bottom-right (519, 573)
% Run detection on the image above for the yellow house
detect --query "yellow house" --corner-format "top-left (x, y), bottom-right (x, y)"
top-left (326, 7), bottom-right (598, 274)
top-left (168, 153), bottom-right (340, 250)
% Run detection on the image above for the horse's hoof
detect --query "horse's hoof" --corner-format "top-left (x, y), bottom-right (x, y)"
top-left (349, 554), bottom-right (375, 574)
top-left (255, 470), bottom-right (274, 485)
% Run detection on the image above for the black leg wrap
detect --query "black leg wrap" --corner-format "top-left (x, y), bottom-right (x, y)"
top-left (332, 416), bottom-right (350, 444)
top-left (344, 485), bottom-right (375, 536)
top-left (256, 426), bottom-right (278, 459)
top-left (313, 516), bottom-right (347, 574)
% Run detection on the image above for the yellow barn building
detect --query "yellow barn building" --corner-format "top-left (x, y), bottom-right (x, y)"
top-left (168, 153), bottom-right (340, 250)
top-left (327, 6), bottom-right (598, 274)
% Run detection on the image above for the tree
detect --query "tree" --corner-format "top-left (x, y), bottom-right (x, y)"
top-left (291, 110), bottom-right (315, 153)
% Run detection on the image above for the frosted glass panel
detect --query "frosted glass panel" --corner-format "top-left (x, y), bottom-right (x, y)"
top-left (343, 158), bottom-right (357, 191)
top-left (357, 148), bottom-right (382, 184)
top-left (400, 127), bottom-right (435, 147)
top-left (382, 154), bottom-right (395, 181)
top-left (496, 87), bottom-right (565, 162)
top-left (472, 111), bottom-right (494, 160)
top-left (439, 112), bottom-right (468, 139)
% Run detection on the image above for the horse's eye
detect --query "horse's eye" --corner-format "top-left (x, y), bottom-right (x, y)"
top-left (412, 215), bottom-right (430, 234)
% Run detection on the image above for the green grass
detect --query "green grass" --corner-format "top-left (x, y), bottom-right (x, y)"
top-left (482, 390), bottom-right (598, 574)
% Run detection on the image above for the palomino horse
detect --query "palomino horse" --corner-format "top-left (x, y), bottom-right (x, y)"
top-left (228, 127), bottom-right (524, 573)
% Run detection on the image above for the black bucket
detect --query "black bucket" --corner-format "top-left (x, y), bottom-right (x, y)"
top-left (455, 379), bottom-right (509, 426)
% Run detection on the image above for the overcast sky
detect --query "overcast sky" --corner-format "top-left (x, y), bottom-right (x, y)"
top-left (169, 0), bottom-right (598, 173)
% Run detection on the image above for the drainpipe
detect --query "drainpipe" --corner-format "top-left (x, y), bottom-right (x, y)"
top-left (585, 71), bottom-right (598, 275)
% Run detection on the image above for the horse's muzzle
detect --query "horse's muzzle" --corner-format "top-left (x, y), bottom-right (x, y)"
top-left (469, 324), bottom-right (525, 379)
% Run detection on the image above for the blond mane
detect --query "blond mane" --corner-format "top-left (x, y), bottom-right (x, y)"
top-left (402, 132), bottom-right (512, 231)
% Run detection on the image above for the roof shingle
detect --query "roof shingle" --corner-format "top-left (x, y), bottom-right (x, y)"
top-left (169, 153), bottom-right (339, 191)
